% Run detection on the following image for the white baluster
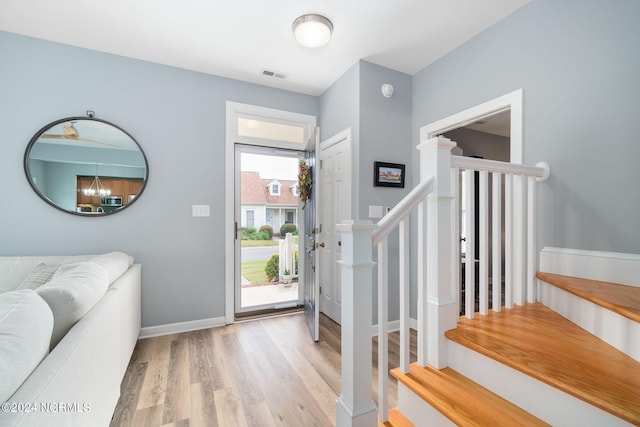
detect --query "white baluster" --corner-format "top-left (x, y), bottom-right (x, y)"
top-left (377, 238), bottom-right (389, 423)
top-left (514, 175), bottom-right (525, 306)
top-left (464, 169), bottom-right (475, 318)
top-left (417, 199), bottom-right (428, 367)
top-left (479, 170), bottom-right (489, 315)
top-left (451, 168), bottom-right (461, 316)
top-left (505, 174), bottom-right (513, 309)
top-left (492, 172), bottom-right (502, 312)
top-left (399, 219), bottom-right (410, 374)
top-left (527, 176), bottom-right (536, 303)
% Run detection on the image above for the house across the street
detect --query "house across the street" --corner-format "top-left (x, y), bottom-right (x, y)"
top-left (240, 171), bottom-right (299, 234)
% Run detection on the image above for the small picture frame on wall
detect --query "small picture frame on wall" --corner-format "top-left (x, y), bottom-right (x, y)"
top-left (373, 161), bottom-right (405, 188)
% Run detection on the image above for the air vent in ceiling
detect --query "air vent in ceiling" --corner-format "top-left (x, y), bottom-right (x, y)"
top-left (261, 69), bottom-right (288, 79)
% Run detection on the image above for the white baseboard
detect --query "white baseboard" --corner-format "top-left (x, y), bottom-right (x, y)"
top-left (372, 318), bottom-right (418, 336)
top-left (141, 315), bottom-right (417, 339)
top-left (139, 316), bottom-right (226, 339)
top-left (539, 247), bottom-right (640, 287)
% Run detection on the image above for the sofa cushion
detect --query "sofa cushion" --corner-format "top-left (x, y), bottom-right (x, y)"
top-left (89, 252), bottom-right (133, 285)
top-left (0, 289), bottom-right (54, 403)
top-left (36, 262), bottom-right (109, 348)
top-left (0, 255), bottom-right (93, 295)
top-left (16, 263), bottom-right (60, 290)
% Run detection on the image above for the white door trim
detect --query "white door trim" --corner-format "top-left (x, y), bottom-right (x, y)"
top-left (225, 102), bottom-right (316, 324)
top-left (419, 89), bottom-right (523, 164)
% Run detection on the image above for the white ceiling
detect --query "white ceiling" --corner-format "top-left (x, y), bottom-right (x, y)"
top-left (0, 0), bottom-right (529, 96)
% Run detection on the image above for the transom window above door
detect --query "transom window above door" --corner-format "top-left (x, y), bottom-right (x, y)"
top-left (238, 117), bottom-right (305, 144)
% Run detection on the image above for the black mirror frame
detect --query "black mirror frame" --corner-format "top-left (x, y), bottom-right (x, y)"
top-left (24, 116), bottom-right (149, 217)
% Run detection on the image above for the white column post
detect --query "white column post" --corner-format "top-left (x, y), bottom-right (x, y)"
top-left (336, 220), bottom-right (378, 427)
top-left (418, 136), bottom-right (459, 369)
top-left (285, 232), bottom-right (294, 275)
top-left (278, 240), bottom-right (285, 280)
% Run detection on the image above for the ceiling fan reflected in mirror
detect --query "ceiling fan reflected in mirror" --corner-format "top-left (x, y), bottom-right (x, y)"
top-left (40, 121), bottom-right (119, 147)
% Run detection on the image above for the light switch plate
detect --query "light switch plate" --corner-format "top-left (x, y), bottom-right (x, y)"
top-left (192, 205), bottom-right (210, 217)
top-left (369, 205), bottom-right (383, 219)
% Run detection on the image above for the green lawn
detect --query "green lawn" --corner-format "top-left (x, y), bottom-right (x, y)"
top-left (241, 240), bottom-right (279, 247)
top-left (241, 260), bottom-right (270, 284)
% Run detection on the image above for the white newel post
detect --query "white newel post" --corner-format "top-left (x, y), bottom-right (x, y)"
top-left (336, 220), bottom-right (378, 427)
top-left (418, 136), bottom-right (459, 369)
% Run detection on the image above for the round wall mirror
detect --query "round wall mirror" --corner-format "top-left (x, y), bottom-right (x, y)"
top-left (24, 116), bottom-right (148, 216)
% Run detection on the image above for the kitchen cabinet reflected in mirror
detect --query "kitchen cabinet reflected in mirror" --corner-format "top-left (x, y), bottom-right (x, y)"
top-left (24, 116), bottom-right (148, 216)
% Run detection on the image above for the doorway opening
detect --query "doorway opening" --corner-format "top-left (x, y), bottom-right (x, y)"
top-left (444, 110), bottom-right (510, 313)
top-left (225, 102), bottom-right (317, 324)
top-left (420, 89), bottom-right (522, 314)
top-left (236, 147), bottom-right (302, 315)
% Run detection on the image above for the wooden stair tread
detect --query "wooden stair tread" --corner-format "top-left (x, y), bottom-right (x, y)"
top-left (445, 303), bottom-right (640, 424)
top-left (378, 407), bottom-right (414, 427)
top-left (536, 271), bottom-right (640, 323)
top-left (391, 363), bottom-right (549, 426)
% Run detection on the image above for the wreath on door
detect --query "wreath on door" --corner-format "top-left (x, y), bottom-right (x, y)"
top-left (298, 160), bottom-right (312, 210)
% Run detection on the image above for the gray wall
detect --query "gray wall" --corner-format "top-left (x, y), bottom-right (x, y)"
top-left (319, 60), bottom-right (412, 324)
top-left (358, 61), bottom-right (412, 323)
top-left (319, 61), bottom-right (361, 217)
top-left (444, 128), bottom-right (509, 162)
top-left (412, 0), bottom-right (640, 256)
top-left (0, 30), bottom-right (318, 328)
top-left (319, 60), bottom-right (413, 220)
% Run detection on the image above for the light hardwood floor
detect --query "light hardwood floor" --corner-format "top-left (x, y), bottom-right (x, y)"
top-left (110, 313), bottom-right (416, 427)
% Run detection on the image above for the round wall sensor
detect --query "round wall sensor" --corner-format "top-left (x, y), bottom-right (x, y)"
top-left (381, 83), bottom-right (394, 98)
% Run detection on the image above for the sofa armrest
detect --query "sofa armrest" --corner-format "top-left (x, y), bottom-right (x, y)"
top-left (0, 264), bottom-right (141, 427)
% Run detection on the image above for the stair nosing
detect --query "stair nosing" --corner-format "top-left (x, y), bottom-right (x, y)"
top-left (536, 271), bottom-right (640, 323)
top-left (445, 302), bottom-right (640, 424)
top-left (392, 363), bottom-right (550, 427)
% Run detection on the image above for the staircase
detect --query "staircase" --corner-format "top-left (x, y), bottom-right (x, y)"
top-left (334, 136), bottom-right (640, 427)
top-left (390, 276), bottom-right (640, 426)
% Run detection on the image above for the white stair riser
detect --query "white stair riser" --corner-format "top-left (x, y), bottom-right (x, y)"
top-left (446, 340), bottom-right (632, 427)
top-left (539, 247), bottom-right (640, 287)
top-left (538, 280), bottom-right (640, 362)
top-left (397, 383), bottom-right (454, 427)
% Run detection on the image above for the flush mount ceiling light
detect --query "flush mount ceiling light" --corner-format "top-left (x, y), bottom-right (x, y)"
top-left (292, 14), bottom-right (333, 48)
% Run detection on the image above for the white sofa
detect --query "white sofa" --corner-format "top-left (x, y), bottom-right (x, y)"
top-left (0, 252), bottom-right (141, 427)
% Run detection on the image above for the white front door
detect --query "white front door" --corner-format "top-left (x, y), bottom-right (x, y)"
top-left (318, 130), bottom-right (352, 324)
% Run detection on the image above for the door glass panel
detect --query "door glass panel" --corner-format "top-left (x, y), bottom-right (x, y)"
top-left (238, 150), bottom-right (300, 310)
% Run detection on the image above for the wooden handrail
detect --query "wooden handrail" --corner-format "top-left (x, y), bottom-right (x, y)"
top-left (372, 177), bottom-right (434, 246)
